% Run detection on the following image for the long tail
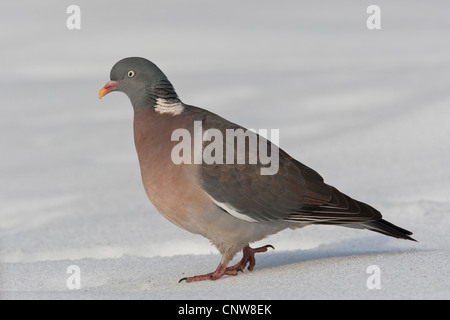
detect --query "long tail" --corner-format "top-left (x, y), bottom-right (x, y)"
top-left (361, 219), bottom-right (416, 242)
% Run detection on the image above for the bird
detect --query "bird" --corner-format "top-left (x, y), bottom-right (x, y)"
top-left (99, 57), bottom-right (415, 283)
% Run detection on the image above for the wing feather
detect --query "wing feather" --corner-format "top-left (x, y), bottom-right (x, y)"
top-left (188, 106), bottom-right (381, 224)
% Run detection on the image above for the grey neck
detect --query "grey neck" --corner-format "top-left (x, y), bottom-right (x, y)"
top-left (132, 79), bottom-right (181, 112)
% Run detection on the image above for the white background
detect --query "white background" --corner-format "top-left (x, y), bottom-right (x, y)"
top-left (1, 1), bottom-right (449, 299)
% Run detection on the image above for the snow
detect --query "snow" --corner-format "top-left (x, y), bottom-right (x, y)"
top-left (1, 0), bottom-right (450, 300)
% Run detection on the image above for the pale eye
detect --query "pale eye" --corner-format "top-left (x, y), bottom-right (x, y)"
top-left (127, 70), bottom-right (135, 78)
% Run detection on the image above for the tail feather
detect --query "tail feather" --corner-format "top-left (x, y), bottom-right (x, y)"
top-left (361, 219), bottom-right (416, 242)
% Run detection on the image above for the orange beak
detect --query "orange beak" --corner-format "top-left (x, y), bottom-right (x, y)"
top-left (99, 80), bottom-right (119, 99)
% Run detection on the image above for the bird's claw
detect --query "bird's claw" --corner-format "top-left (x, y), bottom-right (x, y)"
top-left (178, 244), bottom-right (274, 283)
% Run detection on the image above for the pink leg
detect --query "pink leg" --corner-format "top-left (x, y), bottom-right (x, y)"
top-left (179, 244), bottom-right (274, 283)
top-left (226, 244), bottom-right (274, 273)
top-left (178, 261), bottom-right (238, 283)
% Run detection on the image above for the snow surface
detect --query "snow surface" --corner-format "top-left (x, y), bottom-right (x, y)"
top-left (1, 0), bottom-right (450, 299)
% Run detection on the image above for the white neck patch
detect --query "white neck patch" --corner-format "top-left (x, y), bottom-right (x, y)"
top-left (154, 98), bottom-right (184, 115)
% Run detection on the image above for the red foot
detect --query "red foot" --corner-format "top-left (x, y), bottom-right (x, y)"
top-left (178, 244), bottom-right (274, 283)
top-left (178, 264), bottom-right (238, 283)
top-left (226, 244), bottom-right (274, 273)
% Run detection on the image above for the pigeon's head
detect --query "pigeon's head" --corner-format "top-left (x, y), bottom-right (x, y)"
top-left (99, 57), bottom-right (178, 109)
